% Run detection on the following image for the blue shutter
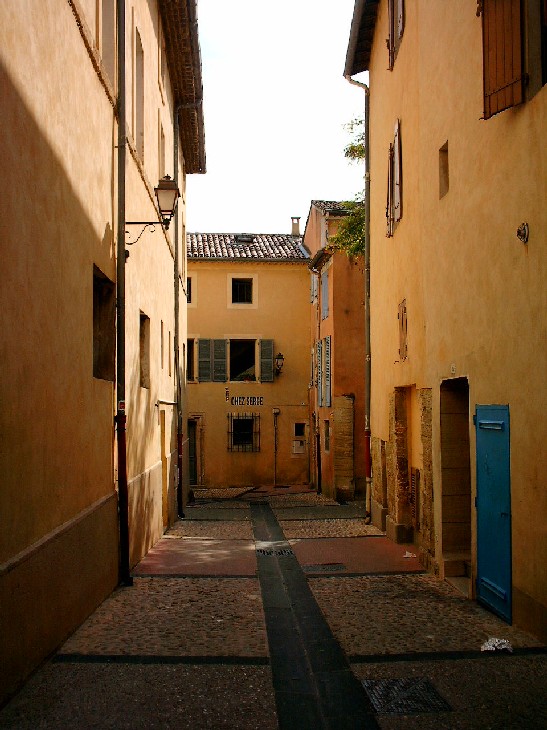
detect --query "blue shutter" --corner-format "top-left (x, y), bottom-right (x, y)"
top-left (325, 336), bottom-right (331, 407)
top-left (198, 339), bottom-right (212, 382)
top-left (260, 339), bottom-right (274, 382)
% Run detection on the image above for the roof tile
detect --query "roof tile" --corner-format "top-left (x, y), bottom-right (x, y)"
top-left (187, 233), bottom-right (309, 261)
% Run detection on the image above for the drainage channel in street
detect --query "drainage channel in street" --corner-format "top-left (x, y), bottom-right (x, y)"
top-left (250, 502), bottom-right (379, 729)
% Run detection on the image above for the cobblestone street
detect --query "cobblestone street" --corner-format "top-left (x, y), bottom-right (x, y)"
top-left (1, 487), bottom-right (545, 729)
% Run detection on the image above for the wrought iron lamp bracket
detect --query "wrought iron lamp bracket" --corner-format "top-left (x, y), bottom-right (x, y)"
top-left (125, 221), bottom-right (158, 245)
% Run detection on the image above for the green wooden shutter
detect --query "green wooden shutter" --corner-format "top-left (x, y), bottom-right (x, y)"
top-left (198, 339), bottom-right (212, 381)
top-left (213, 339), bottom-right (227, 382)
top-left (260, 339), bottom-right (274, 382)
top-left (317, 340), bottom-right (323, 407)
top-left (325, 336), bottom-right (332, 407)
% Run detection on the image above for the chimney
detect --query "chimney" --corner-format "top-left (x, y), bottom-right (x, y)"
top-left (291, 216), bottom-right (301, 236)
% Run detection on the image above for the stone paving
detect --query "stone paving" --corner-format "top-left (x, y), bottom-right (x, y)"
top-left (1, 489), bottom-right (545, 730)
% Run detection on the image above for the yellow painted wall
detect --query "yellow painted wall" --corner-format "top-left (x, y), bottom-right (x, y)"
top-left (187, 260), bottom-right (310, 487)
top-left (367, 0), bottom-right (546, 638)
top-left (0, 0), bottom-right (189, 700)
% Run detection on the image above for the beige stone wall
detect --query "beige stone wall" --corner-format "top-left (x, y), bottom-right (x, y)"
top-left (367, 0), bottom-right (547, 637)
top-left (187, 260), bottom-right (310, 488)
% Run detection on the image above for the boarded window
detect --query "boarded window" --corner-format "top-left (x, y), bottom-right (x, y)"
top-left (481, 0), bottom-right (524, 119)
top-left (93, 266), bottom-right (115, 381)
top-left (388, 0), bottom-right (405, 69)
top-left (227, 412), bottom-right (260, 452)
top-left (260, 339), bottom-right (274, 382)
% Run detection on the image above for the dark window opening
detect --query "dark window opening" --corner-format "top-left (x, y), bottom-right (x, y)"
top-left (187, 277), bottom-right (192, 303)
top-left (324, 420), bottom-right (330, 452)
top-left (232, 278), bottom-right (253, 304)
top-left (230, 339), bottom-right (255, 381)
top-left (398, 299), bottom-right (408, 361)
top-left (140, 311), bottom-right (150, 388)
top-left (228, 412), bottom-right (260, 452)
top-left (295, 422), bottom-right (306, 438)
top-left (187, 339), bottom-right (195, 380)
top-left (93, 266), bottom-right (115, 381)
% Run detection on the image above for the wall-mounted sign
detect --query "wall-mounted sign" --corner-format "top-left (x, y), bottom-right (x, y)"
top-left (230, 395), bottom-right (265, 407)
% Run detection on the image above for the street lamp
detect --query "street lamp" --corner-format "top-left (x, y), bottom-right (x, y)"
top-left (275, 352), bottom-right (285, 376)
top-left (125, 175), bottom-right (180, 245)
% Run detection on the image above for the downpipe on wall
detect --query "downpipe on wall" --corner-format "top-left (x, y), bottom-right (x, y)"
top-left (345, 74), bottom-right (371, 524)
top-left (116, 0), bottom-right (132, 585)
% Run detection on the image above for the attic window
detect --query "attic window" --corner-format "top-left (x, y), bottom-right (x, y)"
top-left (235, 234), bottom-right (254, 244)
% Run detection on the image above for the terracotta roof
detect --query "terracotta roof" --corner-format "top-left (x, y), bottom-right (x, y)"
top-left (344, 0), bottom-right (380, 76)
top-left (159, 0), bottom-right (206, 174)
top-left (187, 233), bottom-right (309, 261)
top-left (311, 200), bottom-right (350, 215)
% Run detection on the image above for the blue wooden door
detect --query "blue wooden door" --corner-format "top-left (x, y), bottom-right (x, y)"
top-left (475, 405), bottom-right (511, 622)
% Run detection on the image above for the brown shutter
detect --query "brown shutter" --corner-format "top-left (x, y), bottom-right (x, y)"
top-left (482, 0), bottom-right (524, 119)
top-left (386, 143), bottom-right (394, 237)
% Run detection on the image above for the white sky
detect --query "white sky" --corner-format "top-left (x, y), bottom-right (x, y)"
top-left (185, 0), bottom-right (368, 235)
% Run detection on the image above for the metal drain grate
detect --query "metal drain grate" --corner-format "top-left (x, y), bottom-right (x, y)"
top-left (256, 548), bottom-right (294, 557)
top-left (303, 563), bottom-right (346, 573)
top-left (362, 678), bottom-right (451, 715)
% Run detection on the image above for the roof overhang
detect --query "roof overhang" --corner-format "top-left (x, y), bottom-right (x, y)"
top-left (344, 0), bottom-right (379, 76)
top-left (159, 0), bottom-right (206, 174)
top-left (308, 248), bottom-right (333, 272)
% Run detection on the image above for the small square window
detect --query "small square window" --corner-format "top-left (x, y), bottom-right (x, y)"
top-left (232, 278), bottom-right (252, 304)
top-left (294, 422), bottom-right (306, 438)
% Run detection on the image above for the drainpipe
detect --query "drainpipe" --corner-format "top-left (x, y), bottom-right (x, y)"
top-left (345, 75), bottom-right (371, 523)
top-left (173, 104), bottom-right (184, 519)
top-left (116, 0), bottom-right (132, 585)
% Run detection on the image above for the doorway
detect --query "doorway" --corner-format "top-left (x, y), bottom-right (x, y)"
top-left (440, 379), bottom-right (471, 575)
top-left (188, 419), bottom-right (198, 486)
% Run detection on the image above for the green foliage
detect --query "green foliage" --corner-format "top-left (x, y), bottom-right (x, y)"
top-left (343, 117), bottom-right (366, 161)
top-left (329, 198), bottom-right (366, 258)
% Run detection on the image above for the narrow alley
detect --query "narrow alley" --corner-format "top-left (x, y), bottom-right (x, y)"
top-left (1, 487), bottom-right (545, 730)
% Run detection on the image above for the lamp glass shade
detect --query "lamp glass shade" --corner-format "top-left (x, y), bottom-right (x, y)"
top-left (275, 353), bottom-right (284, 369)
top-left (154, 175), bottom-right (180, 218)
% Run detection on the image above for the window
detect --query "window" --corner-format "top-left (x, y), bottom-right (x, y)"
top-left (310, 272), bottom-right (318, 302)
top-left (228, 413), bottom-right (260, 452)
top-left (187, 276), bottom-right (192, 303)
top-left (135, 29), bottom-right (145, 159)
top-left (197, 339), bottom-right (274, 382)
top-left (324, 420), bottom-right (330, 452)
top-left (386, 120), bottom-right (402, 237)
top-left (480, 0), bottom-right (547, 119)
top-left (230, 339), bottom-right (256, 381)
top-left (439, 141), bottom-right (449, 199)
top-left (158, 24), bottom-right (167, 92)
top-left (187, 339), bottom-right (195, 380)
top-left (324, 335), bottom-right (332, 408)
top-left (293, 423), bottom-right (306, 455)
top-left (93, 266), bottom-right (115, 381)
top-left (232, 278), bottom-right (253, 304)
top-left (139, 312), bottom-right (150, 388)
top-left (321, 270), bottom-right (329, 319)
top-left (295, 423), bottom-right (306, 438)
top-left (398, 299), bottom-right (408, 361)
top-left (100, 0), bottom-right (116, 85)
top-left (168, 330), bottom-right (172, 376)
top-left (317, 340), bottom-right (323, 406)
top-left (388, 0), bottom-right (405, 69)
top-left (161, 320), bottom-right (164, 369)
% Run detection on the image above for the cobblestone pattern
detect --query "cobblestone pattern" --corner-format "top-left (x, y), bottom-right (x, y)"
top-left (61, 578), bottom-right (268, 657)
top-left (310, 574), bottom-right (542, 656)
top-left (167, 521), bottom-right (254, 540)
top-left (0, 664), bottom-right (278, 730)
top-left (188, 500), bottom-right (251, 510)
top-left (280, 519), bottom-right (383, 539)
top-left (268, 493), bottom-right (339, 507)
top-left (352, 656), bottom-right (547, 729)
top-left (193, 488), bottom-right (252, 499)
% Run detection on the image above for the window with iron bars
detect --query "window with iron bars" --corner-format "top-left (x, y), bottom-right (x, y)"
top-left (227, 412), bottom-right (261, 452)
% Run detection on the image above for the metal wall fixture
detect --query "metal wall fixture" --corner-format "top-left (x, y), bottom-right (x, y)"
top-left (125, 175), bottom-right (180, 246)
top-left (516, 222), bottom-right (529, 244)
top-left (275, 352), bottom-right (285, 376)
